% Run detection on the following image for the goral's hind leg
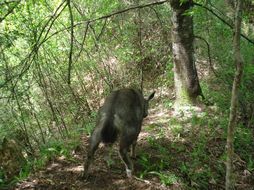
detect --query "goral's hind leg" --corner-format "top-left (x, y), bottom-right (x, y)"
top-left (119, 131), bottom-right (136, 178)
top-left (83, 127), bottom-right (101, 179)
top-left (131, 140), bottom-right (137, 159)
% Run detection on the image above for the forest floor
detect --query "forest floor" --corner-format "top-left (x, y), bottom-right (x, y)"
top-left (13, 135), bottom-right (171, 190)
top-left (13, 97), bottom-right (254, 190)
top-left (13, 102), bottom-right (182, 190)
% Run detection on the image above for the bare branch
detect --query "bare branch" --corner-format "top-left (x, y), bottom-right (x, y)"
top-left (0, 0), bottom-right (68, 89)
top-left (0, 0), bottom-right (20, 6)
top-left (0, 0), bottom-right (167, 89)
top-left (44, 0), bottom-right (168, 43)
top-left (226, 0), bottom-right (243, 189)
top-left (0, 0), bottom-right (21, 23)
top-left (75, 22), bottom-right (90, 62)
top-left (67, 0), bottom-right (74, 85)
top-left (194, 35), bottom-right (218, 77)
top-left (194, 2), bottom-right (254, 45)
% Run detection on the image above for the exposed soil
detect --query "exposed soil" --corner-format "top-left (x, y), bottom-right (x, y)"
top-left (13, 138), bottom-right (170, 190)
top-left (12, 101), bottom-right (254, 190)
top-left (13, 104), bottom-right (178, 190)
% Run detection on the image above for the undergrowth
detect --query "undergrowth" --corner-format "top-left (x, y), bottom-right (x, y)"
top-left (138, 99), bottom-right (254, 189)
top-left (0, 118), bottom-right (95, 189)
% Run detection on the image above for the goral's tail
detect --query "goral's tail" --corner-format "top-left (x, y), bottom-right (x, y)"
top-left (101, 117), bottom-right (118, 143)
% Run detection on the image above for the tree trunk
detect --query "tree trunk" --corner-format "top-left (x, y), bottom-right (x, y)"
top-left (226, 1), bottom-right (243, 190)
top-left (169, 0), bottom-right (202, 105)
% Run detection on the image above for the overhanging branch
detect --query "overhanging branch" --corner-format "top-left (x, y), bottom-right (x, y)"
top-left (67, 0), bottom-right (74, 85)
top-left (194, 2), bottom-right (254, 45)
top-left (0, 0), bottom-right (21, 23)
top-left (0, 0), bottom-right (168, 89)
top-left (44, 0), bottom-right (168, 43)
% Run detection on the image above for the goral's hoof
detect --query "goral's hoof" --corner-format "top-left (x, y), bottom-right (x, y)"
top-left (126, 169), bottom-right (132, 178)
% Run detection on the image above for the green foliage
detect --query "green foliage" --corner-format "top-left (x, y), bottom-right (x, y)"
top-left (150, 171), bottom-right (179, 186)
top-left (247, 156), bottom-right (254, 172)
top-left (234, 126), bottom-right (254, 161)
top-left (138, 152), bottom-right (171, 178)
top-left (0, 0), bottom-right (254, 189)
top-left (0, 157), bottom-right (31, 189)
top-left (170, 124), bottom-right (184, 136)
top-left (0, 169), bottom-right (4, 185)
top-left (138, 110), bottom-right (234, 189)
top-left (137, 136), bottom-right (176, 185)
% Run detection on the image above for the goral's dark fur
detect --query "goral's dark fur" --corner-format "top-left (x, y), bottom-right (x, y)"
top-left (83, 88), bottom-right (155, 179)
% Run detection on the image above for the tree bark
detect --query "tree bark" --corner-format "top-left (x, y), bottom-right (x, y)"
top-left (225, 1), bottom-right (243, 190)
top-left (170, 0), bottom-right (202, 105)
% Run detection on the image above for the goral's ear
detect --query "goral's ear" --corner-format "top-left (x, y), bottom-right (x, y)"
top-left (148, 91), bottom-right (155, 101)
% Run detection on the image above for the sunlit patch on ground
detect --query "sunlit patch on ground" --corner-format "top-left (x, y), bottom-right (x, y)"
top-left (13, 95), bottom-right (254, 190)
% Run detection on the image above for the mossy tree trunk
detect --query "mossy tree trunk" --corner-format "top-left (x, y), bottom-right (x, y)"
top-left (226, 1), bottom-right (243, 189)
top-left (169, 0), bottom-right (202, 105)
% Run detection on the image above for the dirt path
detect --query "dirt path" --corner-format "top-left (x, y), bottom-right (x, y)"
top-left (14, 132), bottom-right (173, 190)
top-left (13, 104), bottom-right (176, 190)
